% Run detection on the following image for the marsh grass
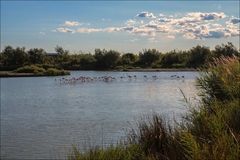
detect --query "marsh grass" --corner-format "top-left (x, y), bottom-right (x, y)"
top-left (68, 56), bottom-right (240, 160)
top-left (14, 65), bottom-right (70, 76)
top-left (14, 65), bottom-right (46, 74)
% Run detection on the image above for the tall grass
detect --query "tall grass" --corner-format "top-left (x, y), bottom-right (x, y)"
top-left (14, 65), bottom-right (46, 74)
top-left (14, 65), bottom-right (70, 76)
top-left (197, 56), bottom-right (240, 102)
top-left (68, 56), bottom-right (240, 160)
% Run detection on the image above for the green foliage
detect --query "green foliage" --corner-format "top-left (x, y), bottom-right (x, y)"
top-left (79, 54), bottom-right (96, 69)
top-left (94, 49), bottom-right (120, 69)
top-left (187, 45), bottom-right (211, 68)
top-left (68, 144), bottom-right (147, 160)
top-left (14, 65), bottom-right (46, 74)
top-left (45, 68), bottom-right (70, 76)
top-left (35, 64), bottom-right (59, 70)
top-left (182, 56), bottom-right (240, 159)
top-left (28, 48), bottom-right (46, 64)
top-left (160, 50), bottom-right (189, 68)
top-left (197, 56), bottom-right (240, 102)
top-left (55, 45), bottom-right (69, 55)
top-left (213, 42), bottom-right (240, 58)
top-left (0, 43), bottom-right (239, 70)
top-left (128, 115), bottom-right (181, 160)
top-left (1, 46), bottom-right (28, 66)
top-left (14, 65), bottom-right (69, 76)
top-left (121, 53), bottom-right (137, 66)
top-left (138, 49), bottom-right (161, 67)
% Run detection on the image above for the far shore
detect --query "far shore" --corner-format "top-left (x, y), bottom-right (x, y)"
top-left (0, 68), bottom-right (197, 78)
top-left (0, 71), bottom-right (68, 78)
top-left (113, 68), bottom-right (197, 72)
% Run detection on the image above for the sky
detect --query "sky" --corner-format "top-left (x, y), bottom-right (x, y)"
top-left (1, 1), bottom-right (239, 53)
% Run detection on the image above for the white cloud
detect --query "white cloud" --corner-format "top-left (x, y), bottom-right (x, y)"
top-left (132, 27), bottom-right (156, 36)
top-left (159, 13), bottom-right (165, 17)
top-left (158, 18), bottom-right (172, 23)
top-left (188, 12), bottom-right (226, 21)
top-left (183, 33), bottom-right (197, 40)
top-left (179, 22), bottom-right (238, 39)
top-left (125, 19), bottom-right (136, 26)
top-left (63, 21), bottom-right (80, 27)
top-left (76, 28), bottom-right (102, 33)
top-left (54, 12), bottom-right (239, 40)
top-left (225, 21), bottom-right (240, 37)
top-left (169, 12), bottom-right (226, 26)
top-left (121, 26), bottom-right (134, 32)
top-left (56, 27), bottom-right (75, 33)
top-left (103, 27), bottom-right (119, 32)
top-left (230, 17), bottom-right (240, 24)
top-left (136, 11), bottom-right (156, 18)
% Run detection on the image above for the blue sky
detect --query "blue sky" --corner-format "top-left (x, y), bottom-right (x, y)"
top-left (1, 1), bottom-right (239, 53)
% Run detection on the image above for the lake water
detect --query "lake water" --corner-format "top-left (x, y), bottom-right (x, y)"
top-left (1, 71), bottom-right (199, 159)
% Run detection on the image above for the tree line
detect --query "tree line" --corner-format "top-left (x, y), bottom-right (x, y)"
top-left (0, 42), bottom-right (239, 71)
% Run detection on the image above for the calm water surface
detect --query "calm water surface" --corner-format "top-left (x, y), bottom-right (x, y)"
top-left (1, 71), bottom-right (199, 159)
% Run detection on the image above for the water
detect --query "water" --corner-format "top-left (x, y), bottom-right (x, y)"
top-left (1, 71), bottom-right (199, 159)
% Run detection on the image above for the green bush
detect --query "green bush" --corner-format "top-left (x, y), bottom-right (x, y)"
top-left (182, 56), bottom-right (240, 159)
top-left (14, 65), bottom-right (70, 76)
top-left (197, 56), bottom-right (240, 102)
top-left (45, 68), bottom-right (70, 76)
top-left (35, 64), bottom-right (58, 70)
top-left (14, 65), bottom-right (46, 73)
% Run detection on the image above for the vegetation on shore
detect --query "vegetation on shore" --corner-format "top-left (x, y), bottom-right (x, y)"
top-left (68, 56), bottom-right (240, 160)
top-left (0, 43), bottom-right (239, 71)
top-left (0, 64), bottom-right (69, 77)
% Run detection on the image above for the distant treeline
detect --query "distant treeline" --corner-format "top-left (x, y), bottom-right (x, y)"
top-left (0, 42), bottom-right (239, 71)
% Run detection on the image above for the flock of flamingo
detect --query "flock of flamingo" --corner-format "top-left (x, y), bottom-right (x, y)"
top-left (55, 74), bottom-right (185, 85)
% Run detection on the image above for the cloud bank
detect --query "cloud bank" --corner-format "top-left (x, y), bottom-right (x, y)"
top-left (136, 11), bottom-right (156, 19)
top-left (63, 21), bottom-right (80, 27)
top-left (54, 12), bottom-right (239, 40)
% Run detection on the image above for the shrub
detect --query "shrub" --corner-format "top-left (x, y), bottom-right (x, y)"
top-left (197, 56), bottom-right (240, 102)
top-left (14, 65), bottom-right (46, 74)
top-left (14, 65), bottom-right (70, 76)
top-left (45, 68), bottom-right (70, 76)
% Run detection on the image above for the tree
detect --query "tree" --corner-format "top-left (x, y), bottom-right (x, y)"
top-left (187, 45), bottom-right (211, 68)
top-left (94, 49), bottom-right (120, 69)
top-left (54, 46), bottom-right (70, 67)
top-left (79, 54), bottom-right (96, 69)
top-left (1, 46), bottom-right (28, 66)
top-left (160, 50), bottom-right (190, 68)
top-left (55, 45), bottom-right (69, 55)
top-left (139, 49), bottom-right (160, 67)
top-left (28, 48), bottom-right (46, 64)
top-left (103, 50), bottom-right (120, 68)
top-left (213, 42), bottom-right (239, 58)
top-left (121, 53), bottom-right (137, 66)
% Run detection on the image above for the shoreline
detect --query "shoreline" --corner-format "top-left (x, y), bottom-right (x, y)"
top-left (114, 68), bottom-right (197, 72)
top-left (0, 68), bottom-right (197, 78)
top-left (0, 72), bottom-right (68, 78)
